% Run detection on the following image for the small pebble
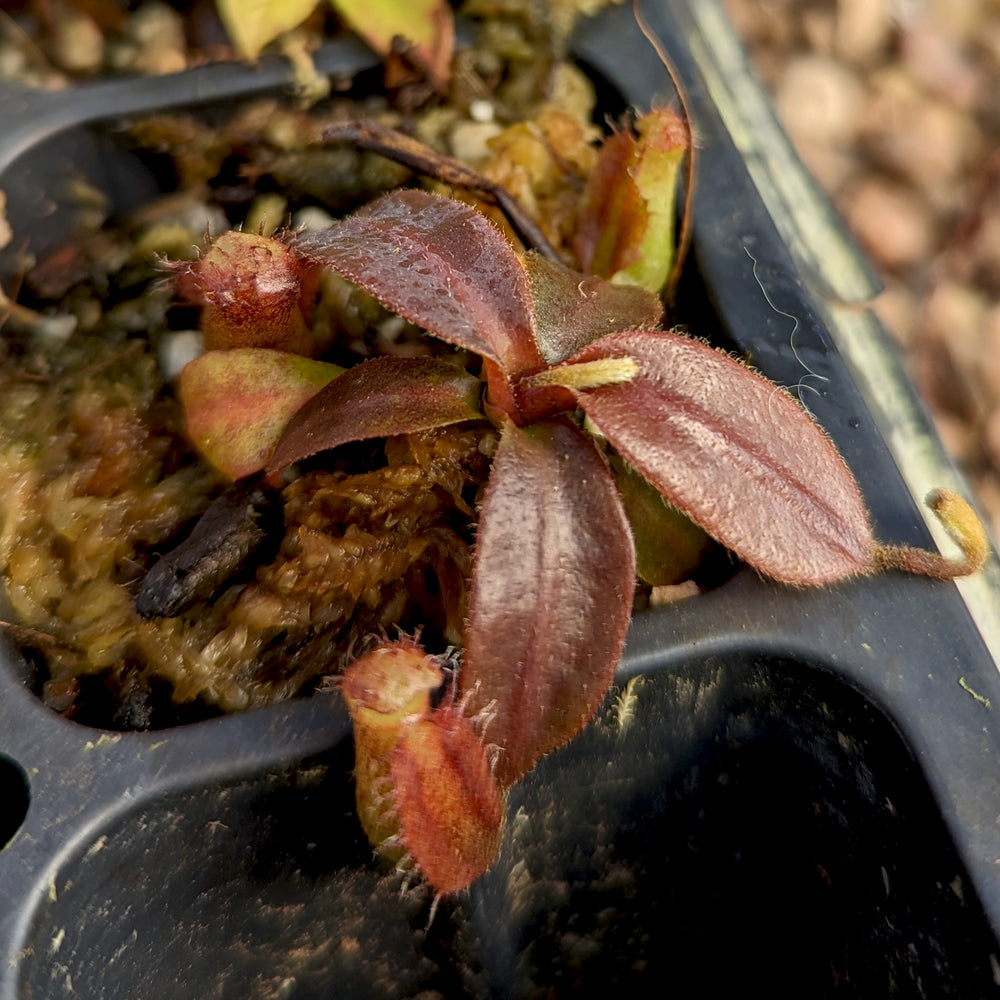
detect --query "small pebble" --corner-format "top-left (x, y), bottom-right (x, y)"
top-left (31, 313), bottom-right (78, 350)
top-left (244, 194), bottom-right (289, 237)
top-left (50, 6), bottom-right (105, 75)
top-left (775, 54), bottom-right (866, 146)
top-left (0, 191), bottom-right (10, 251)
top-left (978, 305), bottom-right (1000, 396)
top-left (800, 7), bottom-right (836, 54)
top-left (0, 44), bottom-right (29, 82)
top-left (125, 1), bottom-right (189, 75)
top-left (449, 120), bottom-right (504, 165)
top-left (922, 280), bottom-right (989, 377)
top-left (469, 99), bottom-right (496, 123)
top-left (968, 201), bottom-right (1000, 291)
top-left (872, 280), bottom-right (920, 348)
top-left (171, 203), bottom-right (230, 239)
top-left (649, 580), bottom-right (701, 607)
top-left (126, 0), bottom-right (187, 49)
top-left (291, 206), bottom-right (336, 232)
top-left (932, 411), bottom-right (977, 466)
top-left (835, 0), bottom-right (894, 65)
top-left (972, 474), bottom-right (1000, 539)
top-left (159, 330), bottom-right (204, 381)
top-left (901, 24), bottom-right (980, 108)
top-left (984, 408), bottom-right (1000, 472)
top-left (864, 93), bottom-right (981, 204)
top-left (843, 176), bottom-right (937, 272)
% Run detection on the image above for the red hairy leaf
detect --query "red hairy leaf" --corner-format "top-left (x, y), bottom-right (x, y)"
top-left (566, 330), bottom-right (873, 584)
top-left (391, 705), bottom-right (504, 895)
top-left (266, 355), bottom-right (483, 473)
top-left (461, 417), bottom-right (636, 789)
top-left (522, 251), bottom-right (663, 363)
top-left (295, 190), bottom-right (542, 378)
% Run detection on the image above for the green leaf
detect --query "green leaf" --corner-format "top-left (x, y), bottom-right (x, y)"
top-left (612, 456), bottom-right (709, 586)
top-left (215, 0), bottom-right (320, 60)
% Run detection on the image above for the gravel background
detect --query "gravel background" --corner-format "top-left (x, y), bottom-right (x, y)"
top-left (720, 0), bottom-right (1000, 539)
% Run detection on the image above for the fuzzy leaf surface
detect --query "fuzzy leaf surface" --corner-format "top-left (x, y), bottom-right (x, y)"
top-left (568, 330), bottom-right (872, 584)
top-left (391, 705), bottom-right (504, 895)
top-left (295, 190), bottom-right (541, 377)
top-left (267, 355), bottom-right (482, 473)
top-left (522, 251), bottom-right (663, 364)
top-left (461, 417), bottom-right (635, 789)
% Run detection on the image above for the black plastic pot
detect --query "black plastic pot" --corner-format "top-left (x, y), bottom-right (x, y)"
top-left (3, 2), bottom-right (1000, 997)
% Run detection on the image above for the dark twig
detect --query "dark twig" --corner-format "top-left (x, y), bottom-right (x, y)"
top-left (322, 120), bottom-right (563, 262)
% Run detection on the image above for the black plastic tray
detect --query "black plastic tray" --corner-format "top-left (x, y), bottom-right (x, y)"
top-left (3, 1), bottom-right (1000, 996)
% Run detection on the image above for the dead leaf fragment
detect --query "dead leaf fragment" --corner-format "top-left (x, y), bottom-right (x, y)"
top-left (215, 0), bottom-right (320, 61)
top-left (329, 0), bottom-right (455, 89)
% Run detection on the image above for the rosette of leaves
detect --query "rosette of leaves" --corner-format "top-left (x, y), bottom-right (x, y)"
top-left (193, 188), bottom-right (981, 893)
top-left (176, 187), bottom-right (985, 895)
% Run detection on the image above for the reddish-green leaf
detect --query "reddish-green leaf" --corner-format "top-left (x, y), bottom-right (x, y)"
top-left (566, 330), bottom-right (873, 584)
top-left (180, 348), bottom-right (343, 479)
top-left (295, 190), bottom-right (542, 378)
top-left (266, 355), bottom-right (483, 473)
top-left (574, 108), bottom-right (688, 293)
top-left (522, 251), bottom-right (663, 363)
top-left (461, 417), bottom-right (636, 789)
top-left (391, 705), bottom-right (504, 895)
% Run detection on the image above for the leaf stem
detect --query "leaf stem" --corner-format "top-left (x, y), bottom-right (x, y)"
top-left (873, 489), bottom-right (989, 579)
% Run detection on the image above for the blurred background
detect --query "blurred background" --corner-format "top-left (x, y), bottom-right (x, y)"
top-left (720, 0), bottom-right (1000, 538)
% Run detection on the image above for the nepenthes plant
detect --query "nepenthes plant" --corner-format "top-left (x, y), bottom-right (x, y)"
top-left (157, 117), bottom-right (987, 896)
top-left (4, 4), bottom-right (1000, 995)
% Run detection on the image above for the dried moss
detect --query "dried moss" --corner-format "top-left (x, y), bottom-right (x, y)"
top-left (0, 6), bottom-right (609, 727)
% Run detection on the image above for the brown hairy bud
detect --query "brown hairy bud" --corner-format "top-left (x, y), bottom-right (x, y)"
top-left (174, 231), bottom-right (322, 355)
